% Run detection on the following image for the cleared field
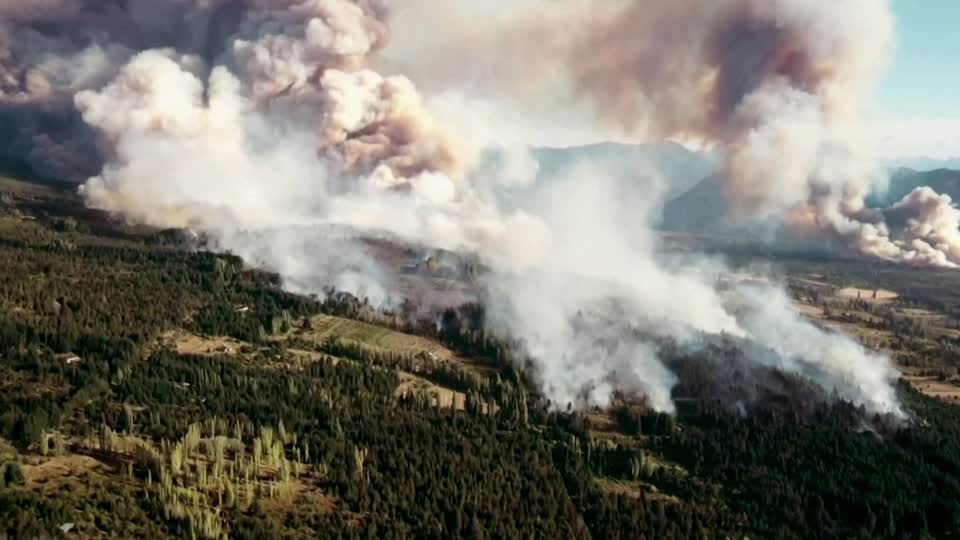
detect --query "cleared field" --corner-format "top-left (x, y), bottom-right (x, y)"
top-left (304, 314), bottom-right (489, 373)
top-left (837, 287), bottom-right (898, 302)
top-left (161, 330), bottom-right (248, 357)
top-left (792, 302), bottom-right (824, 318)
top-left (163, 314), bottom-right (480, 408)
top-left (790, 301), bottom-right (889, 345)
top-left (903, 376), bottom-right (960, 403)
top-left (306, 315), bottom-right (401, 346)
top-left (595, 478), bottom-right (680, 504)
top-left (790, 280), bottom-right (960, 403)
top-left (899, 307), bottom-right (947, 321)
top-left (0, 176), bottom-right (62, 198)
top-left (586, 413), bottom-right (619, 433)
top-left (796, 277), bottom-right (830, 287)
top-left (396, 372), bottom-right (466, 410)
top-left (23, 454), bottom-right (112, 493)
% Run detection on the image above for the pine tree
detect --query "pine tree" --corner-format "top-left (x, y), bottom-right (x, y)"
top-left (124, 404), bottom-right (135, 434)
top-left (53, 432), bottom-right (65, 456)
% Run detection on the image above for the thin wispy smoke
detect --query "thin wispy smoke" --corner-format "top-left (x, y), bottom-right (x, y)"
top-left (0, 0), bottom-right (914, 416)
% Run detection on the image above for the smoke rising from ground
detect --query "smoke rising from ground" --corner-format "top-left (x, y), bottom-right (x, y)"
top-left (483, 164), bottom-right (903, 417)
top-left (0, 0), bottom-right (914, 417)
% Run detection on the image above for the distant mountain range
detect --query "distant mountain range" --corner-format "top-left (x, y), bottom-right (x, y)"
top-left (659, 174), bottom-right (731, 233)
top-left (870, 168), bottom-right (960, 206)
top-left (525, 144), bottom-right (960, 234)
top-left (882, 157), bottom-right (960, 171)
top-left (659, 167), bottom-right (960, 235)
top-left (472, 141), bottom-right (720, 226)
top-left (528, 142), bottom-right (736, 234)
top-left (531, 141), bottom-right (719, 200)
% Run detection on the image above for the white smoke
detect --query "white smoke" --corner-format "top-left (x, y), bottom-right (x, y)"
top-left (734, 285), bottom-right (902, 415)
top-left (483, 162), bottom-right (903, 416)
top-left (69, 1), bottom-right (544, 257)
top-left (483, 166), bottom-right (739, 412)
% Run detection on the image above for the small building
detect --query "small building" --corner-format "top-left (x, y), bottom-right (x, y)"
top-left (56, 353), bottom-right (82, 365)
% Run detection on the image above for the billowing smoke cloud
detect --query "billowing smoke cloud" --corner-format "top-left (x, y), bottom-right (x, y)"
top-left (387, 0), bottom-right (960, 269)
top-left (0, 0), bottom-right (910, 417)
top-left (67, 1), bottom-right (546, 264)
top-left (0, 0), bottom-right (236, 180)
top-left (483, 167), bottom-right (738, 413)
top-left (483, 163), bottom-right (903, 417)
top-left (734, 284), bottom-right (901, 415)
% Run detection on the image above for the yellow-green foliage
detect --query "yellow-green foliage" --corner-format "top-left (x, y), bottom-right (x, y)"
top-left (90, 420), bottom-right (308, 538)
top-left (0, 437), bottom-right (17, 463)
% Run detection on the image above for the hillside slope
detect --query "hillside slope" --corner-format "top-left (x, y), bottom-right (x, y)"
top-left (2, 174), bottom-right (960, 539)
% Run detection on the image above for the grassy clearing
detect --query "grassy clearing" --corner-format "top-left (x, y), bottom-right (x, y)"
top-left (902, 376), bottom-right (960, 403)
top-left (0, 176), bottom-right (62, 199)
top-left (165, 314), bottom-right (478, 408)
top-left (396, 372), bottom-right (466, 410)
top-left (586, 414), bottom-right (619, 433)
top-left (161, 330), bottom-right (249, 357)
top-left (790, 277), bottom-right (960, 403)
top-left (303, 314), bottom-right (488, 374)
top-left (23, 454), bottom-right (111, 493)
top-left (303, 315), bottom-right (446, 353)
top-left (836, 287), bottom-right (899, 303)
top-left (8, 452), bottom-right (168, 539)
top-left (595, 477), bottom-right (680, 504)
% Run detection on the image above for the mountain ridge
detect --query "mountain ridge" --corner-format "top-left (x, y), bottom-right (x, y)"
top-left (660, 166), bottom-right (960, 236)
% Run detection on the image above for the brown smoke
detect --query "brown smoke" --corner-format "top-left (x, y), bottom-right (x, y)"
top-left (224, 0), bottom-right (459, 182)
top-left (387, 0), bottom-right (960, 268)
top-left (0, 0), bottom-right (459, 186)
top-left (3, 0), bottom-right (960, 269)
top-left (0, 0), bottom-right (83, 24)
top-left (511, 0), bottom-right (887, 213)
top-left (0, 0), bottom-right (206, 180)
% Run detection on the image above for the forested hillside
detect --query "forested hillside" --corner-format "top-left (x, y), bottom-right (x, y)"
top-left (872, 168), bottom-right (960, 206)
top-left (660, 167), bottom-right (960, 238)
top-left (1, 176), bottom-right (960, 539)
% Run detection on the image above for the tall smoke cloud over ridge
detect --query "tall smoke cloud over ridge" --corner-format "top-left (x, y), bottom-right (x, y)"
top-left (0, 0), bottom-right (918, 417)
top-left (388, 0), bottom-right (960, 269)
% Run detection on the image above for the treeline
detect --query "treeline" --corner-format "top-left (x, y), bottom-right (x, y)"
top-left (654, 385), bottom-right (960, 539)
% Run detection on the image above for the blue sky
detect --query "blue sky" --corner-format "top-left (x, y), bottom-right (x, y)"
top-left (882, 0), bottom-right (960, 118)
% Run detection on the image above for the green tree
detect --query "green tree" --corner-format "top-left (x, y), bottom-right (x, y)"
top-left (4, 462), bottom-right (24, 486)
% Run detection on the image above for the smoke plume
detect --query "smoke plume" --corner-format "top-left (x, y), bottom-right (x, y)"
top-left (0, 0), bottom-right (914, 417)
top-left (482, 163), bottom-right (903, 416)
top-left (388, 0), bottom-right (960, 269)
